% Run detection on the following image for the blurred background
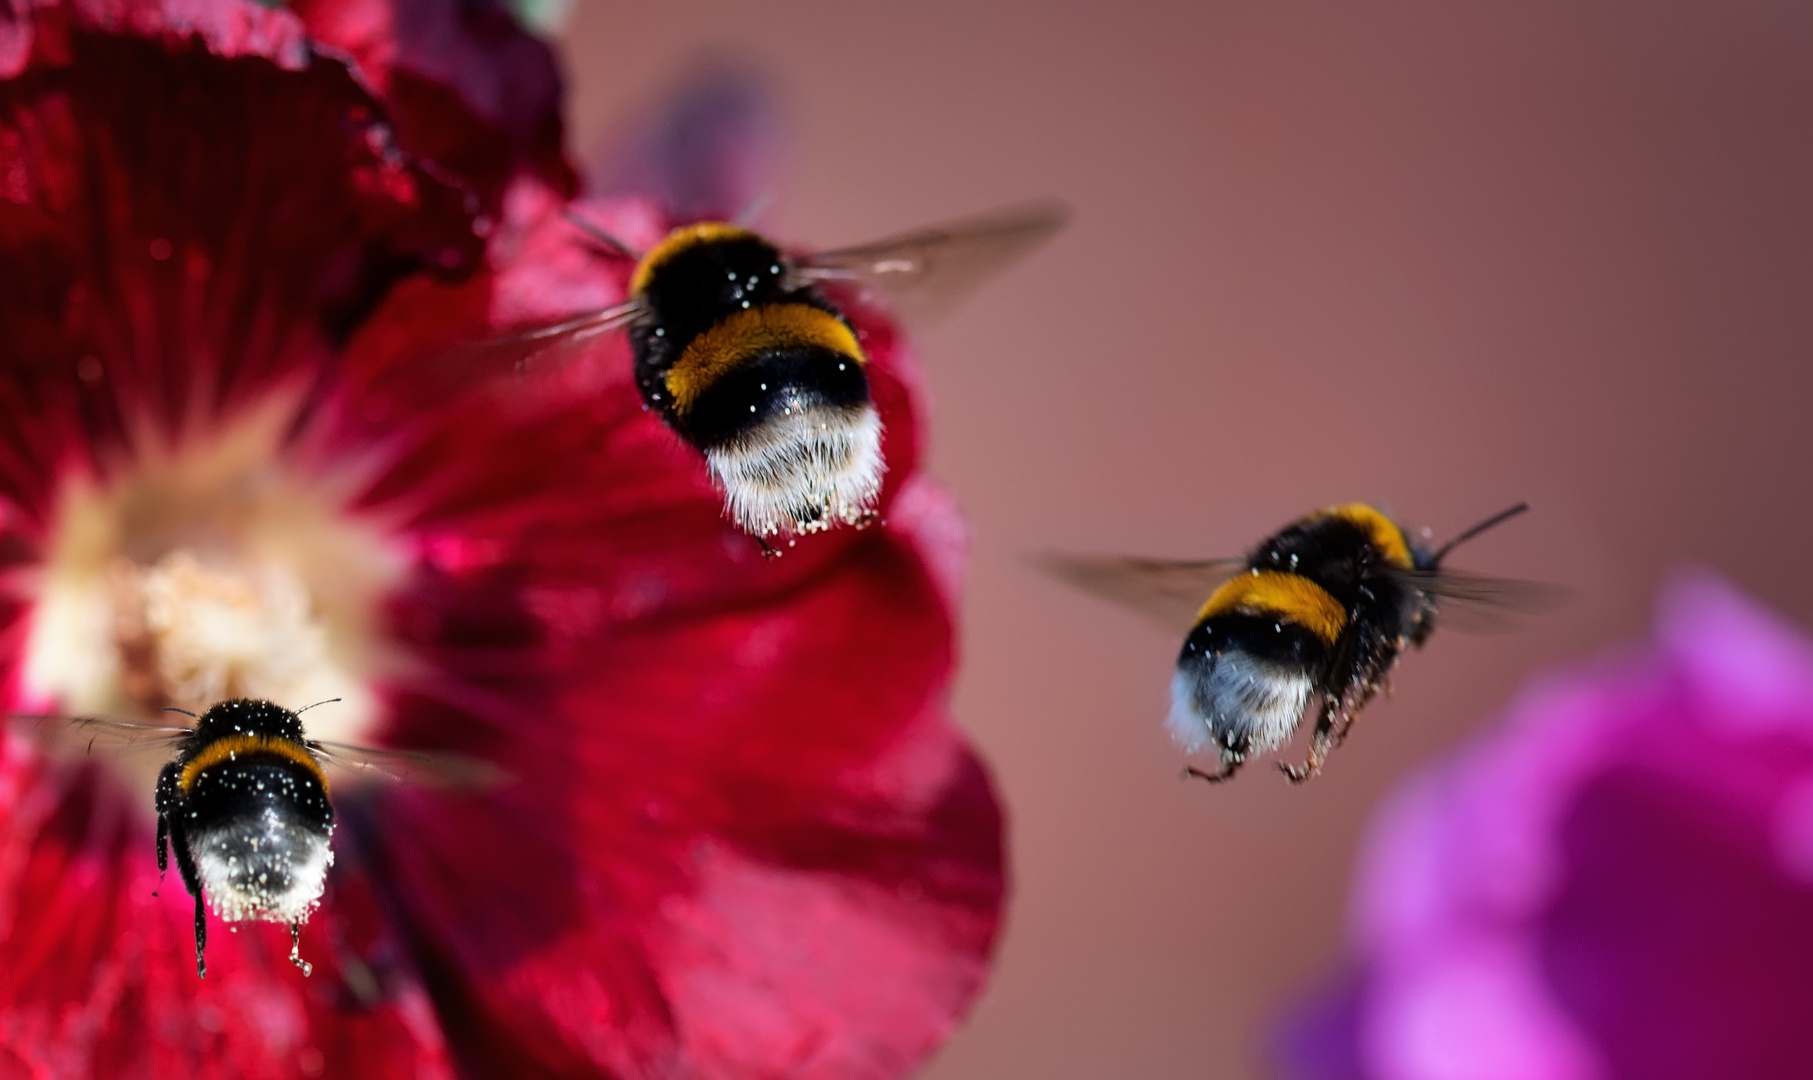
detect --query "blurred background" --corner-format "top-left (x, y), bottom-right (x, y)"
top-left (557, 3), bottom-right (1813, 1078)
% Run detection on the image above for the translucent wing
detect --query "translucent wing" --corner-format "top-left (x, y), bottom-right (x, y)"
top-left (1032, 553), bottom-right (1246, 633)
top-left (307, 740), bottom-right (507, 790)
top-left (793, 200), bottom-right (1069, 324)
top-left (7, 713), bottom-right (192, 757)
top-left (1401, 569), bottom-right (1572, 634)
top-left (427, 299), bottom-right (646, 394)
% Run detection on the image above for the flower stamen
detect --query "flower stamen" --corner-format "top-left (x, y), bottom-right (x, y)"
top-left (18, 404), bottom-right (406, 793)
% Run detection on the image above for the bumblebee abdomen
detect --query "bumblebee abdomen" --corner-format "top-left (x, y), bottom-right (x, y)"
top-left (182, 758), bottom-right (335, 924)
top-left (1194, 570), bottom-right (1347, 645)
top-left (1168, 570), bottom-right (1349, 760)
top-left (183, 756), bottom-right (333, 833)
top-left (1171, 605), bottom-right (1334, 759)
top-left (179, 732), bottom-right (327, 798)
top-left (667, 303), bottom-right (869, 442)
top-left (683, 344), bottom-right (869, 449)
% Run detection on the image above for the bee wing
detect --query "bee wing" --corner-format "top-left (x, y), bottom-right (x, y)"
top-left (7, 713), bottom-right (192, 757)
top-left (307, 740), bottom-right (507, 790)
top-left (792, 200), bottom-right (1069, 325)
top-left (425, 299), bottom-right (646, 394)
top-left (1402, 569), bottom-right (1572, 634)
top-left (1032, 553), bottom-right (1246, 634)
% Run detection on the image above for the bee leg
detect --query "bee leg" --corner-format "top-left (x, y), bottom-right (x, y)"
top-left (1281, 701), bottom-right (1342, 784)
top-left (1182, 761), bottom-right (1240, 786)
top-left (1279, 754), bottom-right (1323, 784)
top-left (288, 923), bottom-right (313, 977)
top-left (154, 814), bottom-right (169, 896)
top-left (192, 894), bottom-right (208, 979)
top-left (755, 535), bottom-right (782, 561)
top-left (1183, 753), bottom-right (1244, 783)
top-left (166, 822), bottom-right (209, 978)
top-left (153, 762), bottom-right (182, 898)
top-left (1329, 706), bottom-right (1362, 751)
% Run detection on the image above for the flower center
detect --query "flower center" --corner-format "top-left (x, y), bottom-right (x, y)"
top-left (19, 401), bottom-right (406, 787)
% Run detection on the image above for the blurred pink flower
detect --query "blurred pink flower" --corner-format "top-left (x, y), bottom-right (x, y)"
top-left (1275, 574), bottom-right (1813, 1080)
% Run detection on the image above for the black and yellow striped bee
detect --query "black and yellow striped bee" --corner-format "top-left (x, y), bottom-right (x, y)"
top-left (14, 698), bottom-right (443, 977)
top-left (1042, 503), bottom-right (1546, 783)
top-left (461, 203), bottom-right (1066, 543)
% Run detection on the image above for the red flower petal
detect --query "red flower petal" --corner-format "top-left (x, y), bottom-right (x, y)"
top-left (352, 524), bottom-right (999, 1079)
top-left (314, 192), bottom-right (1002, 1076)
top-left (0, 2), bottom-right (482, 504)
top-left (291, 0), bottom-right (577, 210)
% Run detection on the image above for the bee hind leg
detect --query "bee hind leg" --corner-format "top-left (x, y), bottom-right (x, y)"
top-left (1183, 751), bottom-right (1244, 784)
top-left (191, 895), bottom-right (208, 979)
top-left (154, 815), bottom-right (168, 896)
top-left (1280, 700), bottom-right (1342, 784)
top-left (289, 923), bottom-right (313, 977)
top-left (166, 822), bottom-right (208, 978)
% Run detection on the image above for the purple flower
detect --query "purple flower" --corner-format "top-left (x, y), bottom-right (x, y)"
top-left (1275, 573), bottom-right (1813, 1080)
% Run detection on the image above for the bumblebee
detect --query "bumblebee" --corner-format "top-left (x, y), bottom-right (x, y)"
top-left (457, 202), bottom-right (1066, 542)
top-left (1042, 503), bottom-right (1547, 783)
top-left (14, 698), bottom-right (435, 977)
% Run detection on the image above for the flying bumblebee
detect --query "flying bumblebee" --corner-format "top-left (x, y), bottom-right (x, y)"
top-left (452, 202), bottom-right (1067, 543)
top-left (13, 698), bottom-right (448, 978)
top-left (1041, 503), bottom-right (1549, 783)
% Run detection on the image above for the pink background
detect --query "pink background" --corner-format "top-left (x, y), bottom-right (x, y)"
top-left (561, 4), bottom-right (1813, 1078)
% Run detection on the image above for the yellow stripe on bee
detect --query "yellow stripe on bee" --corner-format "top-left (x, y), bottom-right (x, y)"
top-left (1316, 503), bottom-right (1414, 569)
top-left (179, 734), bottom-right (326, 796)
top-left (665, 303), bottom-right (866, 414)
top-left (629, 221), bottom-right (760, 296)
top-left (1195, 570), bottom-right (1348, 646)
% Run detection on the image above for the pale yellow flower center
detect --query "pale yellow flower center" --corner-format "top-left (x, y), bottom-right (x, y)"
top-left (16, 400), bottom-right (407, 792)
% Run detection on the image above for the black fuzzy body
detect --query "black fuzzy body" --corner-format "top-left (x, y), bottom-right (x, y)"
top-left (153, 699), bottom-right (333, 977)
top-left (1174, 506), bottom-right (1440, 781)
top-left (1243, 512), bottom-right (1435, 699)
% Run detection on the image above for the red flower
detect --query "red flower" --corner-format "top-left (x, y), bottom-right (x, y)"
top-left (0, 3), bottom-right (1003, 1077)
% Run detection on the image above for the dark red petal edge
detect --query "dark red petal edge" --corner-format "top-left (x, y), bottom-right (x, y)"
top-left (292, 0), bottom-right (578, 211)
top-left (0, 3), bottom-right (483, 530)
